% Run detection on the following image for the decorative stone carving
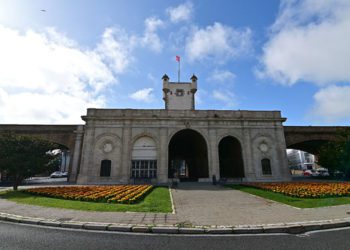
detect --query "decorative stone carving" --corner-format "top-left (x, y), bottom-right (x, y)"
top-left (103, 142), bottom-right (113, 153)
top-left (259, 143), bottom-right (269, 153)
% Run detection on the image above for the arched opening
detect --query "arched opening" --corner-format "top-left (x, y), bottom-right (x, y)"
top-left (287, 148), bottom-right (320, 177)
top-left (287, 140), bottom-right (329, 156)
top-left (0, 135), bottom-right (70, 183)
top-left (168, 129), bottom-right (208, 181)
top-left (131, 136), bottom-right (157, 179)
top-left (286, 140), bottom-right (329, 176)
top-left (219, 136), bottom-right (244, 178)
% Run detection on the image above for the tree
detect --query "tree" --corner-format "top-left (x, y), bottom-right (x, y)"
top-left (0, 133), bottom-right (60, 190)
top-left (317, 130), bottom-right (350, 178)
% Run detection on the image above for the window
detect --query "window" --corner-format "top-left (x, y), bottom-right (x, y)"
top-left (175, 89), bottom-right (184, 96)
top-left (131, 160), bottom-right (157, 178)
top-left (261, 158), bottom-right (272, 175)
top-left (100, 160), bottom-right (111, 177)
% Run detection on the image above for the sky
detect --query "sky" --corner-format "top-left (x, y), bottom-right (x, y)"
top-left (0, 0), bottom-right (350, 126)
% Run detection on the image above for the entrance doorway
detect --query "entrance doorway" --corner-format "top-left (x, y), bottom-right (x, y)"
top-left (219, 136), bottom-right (244, 178)
top-left (168, 129), bottom-right (209, 181)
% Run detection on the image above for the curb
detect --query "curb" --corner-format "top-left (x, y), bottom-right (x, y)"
top-left (1, 212), bottom-right (350, 235)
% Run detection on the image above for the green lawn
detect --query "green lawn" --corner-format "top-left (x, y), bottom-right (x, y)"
top-left (0, 186), bottom-right (172, 213)
top-left (228, 184), bottom-right (350, 208)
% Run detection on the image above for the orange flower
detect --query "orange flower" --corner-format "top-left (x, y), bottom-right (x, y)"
top-left (243, 182), bottom-right (350, 198)
top-left (24, 185), bottom-right (153, 204)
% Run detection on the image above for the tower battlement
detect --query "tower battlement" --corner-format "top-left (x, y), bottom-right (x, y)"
top-left (162, 74), bottom-right (197, 110)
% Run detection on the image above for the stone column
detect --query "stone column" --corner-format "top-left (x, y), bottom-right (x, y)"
top-left (209, 128), bottom-right (219, 180)
top-left (158, 127), bottom-right (168, 183)
top-left (275, 125), bottom-right (292, 181)
top-left (120, 123), bottom-right (131, 183)
top-left (77, 125), bottom-right (96, 183)
top-left (243, 124), bottom-right (255, 181)
top-left (69, 125), bottom-right (84, 183)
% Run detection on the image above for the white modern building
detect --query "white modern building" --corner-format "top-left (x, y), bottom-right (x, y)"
top-left (287, 149), bottom-right (316, 170)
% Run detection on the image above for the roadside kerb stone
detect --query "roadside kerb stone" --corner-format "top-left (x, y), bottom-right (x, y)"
top-left (1, 211), bottom-right (350, 235)
top-left (329, 219), bottom-right (350, 228)
top-left (178, 228), bottom-right (205, 234)
top-left (5, 215), bottom-right (23, 223)
top-left (152, 226), bottom-right (179, 234)
top-left (0, 213), bottom-right (8, 220)
top-left (320, 221), bottom-right (339, 229)
top-left (299, 222), bottom-right (322, 232)
top-left (60, 221), bottom-right (84, 229)
top-left (20, 218), bottom-right (43, 225)
top-left (285, 224), bottom-right (305, 234)
top-left (132, 226), bottom-right (151, 233)
top-left (205, 228), bottom-right (233, 234)
top-left (107, 224), bottom-right (132, 232)
top-left (232, 226), bottom-right (264, 234)
top-left (263, 225), bottom-right (289, 234)
top-left (83, 223), bottom-right (110, 230)
top-left (38, 220), bottom-right (62, 227)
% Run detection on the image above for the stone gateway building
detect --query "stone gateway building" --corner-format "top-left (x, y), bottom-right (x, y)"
top-left (71, 74), bottom-right (291, 184)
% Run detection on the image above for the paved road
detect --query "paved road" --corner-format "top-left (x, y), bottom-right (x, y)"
top-left (1, 221), bottom-right (350, 250)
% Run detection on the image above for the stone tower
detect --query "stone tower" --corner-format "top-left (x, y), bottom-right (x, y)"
top-left (162, 74), bottom-right (197, 110)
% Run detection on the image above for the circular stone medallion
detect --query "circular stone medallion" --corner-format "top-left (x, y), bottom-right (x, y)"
top-left (259, 143), bottom-right (269, 152)
top-left (103, 143), bottom-right (113, 153)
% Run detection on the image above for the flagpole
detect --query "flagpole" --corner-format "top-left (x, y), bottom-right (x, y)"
top-left (178, 58), bottom-right (180, 83)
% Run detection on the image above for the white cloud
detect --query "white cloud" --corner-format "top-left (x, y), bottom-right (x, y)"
top-left (258, 0), bottom-right (350, 85)
top-left (310, 85), bottom-right (350, 122)
top-left (185, 22), bottom-right (252, 63)
top-left (0, 25), bottom-right (134, 124)
top-left (96, 27), bottom-right (136, 75)
top-left (141, 17), bottom-right (164, 53)
top-left (207, 69), bottom-right (236, 83)
top-left (212, 90), bottom-right (237, 108)
top-left (167, 2), bottom-right (193, 23)
top-left (0, 90), bottom-right (103, 124)
top-left (129, 88), bottom-right (154, 102)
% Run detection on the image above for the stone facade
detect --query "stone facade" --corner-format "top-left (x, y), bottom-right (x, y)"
top-left (75, 108), bottom-right (291, 184)
top-left (70, 74), bottom-right (292, 184)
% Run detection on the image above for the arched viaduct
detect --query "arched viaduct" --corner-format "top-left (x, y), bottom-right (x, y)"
top-left (284, 126), bottom-right (350, 155)
top-left (1, 124), bottom-right (349, 182)
top-left (0, 124), bottom-right (83, 182)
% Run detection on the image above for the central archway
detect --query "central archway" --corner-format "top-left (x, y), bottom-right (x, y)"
top-left (168, 129), bottom-right (209, 181)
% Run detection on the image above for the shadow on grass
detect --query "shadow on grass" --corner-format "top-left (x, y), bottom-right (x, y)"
top-left (228, 184), bottom-right (350, 208)
top-left (0, 187), bottom-right (172, 213)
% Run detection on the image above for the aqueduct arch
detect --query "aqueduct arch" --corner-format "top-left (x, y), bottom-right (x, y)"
top-left (0, 125), bottom-right (79, 181)
top-left (284, 126), bottom-right (350, 155)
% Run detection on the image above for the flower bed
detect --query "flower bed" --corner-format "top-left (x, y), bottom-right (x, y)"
top-left (243, 182), bottom-right (350, 198)
top-left (24, 185), bottom-right (153, 204)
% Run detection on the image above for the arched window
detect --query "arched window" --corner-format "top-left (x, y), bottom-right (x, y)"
top-left (100, 160), bottom-right (111, 177)
top-left (131, 137), bottom-right (157, 179)
top-left (261, 158), bottom-right (272, 175)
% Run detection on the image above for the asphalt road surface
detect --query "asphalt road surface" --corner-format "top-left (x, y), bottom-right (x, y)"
top-left (1, 221), bottom-right (350, 250)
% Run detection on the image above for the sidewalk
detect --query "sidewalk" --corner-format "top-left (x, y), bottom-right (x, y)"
top-left (1, 183), bottom-right (350, 234)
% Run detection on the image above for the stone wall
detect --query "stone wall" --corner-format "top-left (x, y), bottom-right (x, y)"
top-left (76, 109), bottom-right (291, 184)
